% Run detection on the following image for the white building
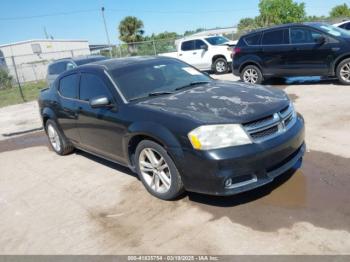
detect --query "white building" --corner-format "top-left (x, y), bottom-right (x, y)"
top-left (0, 39), bottom-right (90, 83)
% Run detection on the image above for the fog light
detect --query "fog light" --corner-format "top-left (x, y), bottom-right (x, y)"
top-left (225, 178), bottom-right (232, 188)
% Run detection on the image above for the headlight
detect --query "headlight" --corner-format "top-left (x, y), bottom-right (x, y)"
top-left (188, 124), bottom-right (252, 150)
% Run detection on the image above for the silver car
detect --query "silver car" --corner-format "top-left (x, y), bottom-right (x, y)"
top-left (46, 55), bottom-right (108, 85)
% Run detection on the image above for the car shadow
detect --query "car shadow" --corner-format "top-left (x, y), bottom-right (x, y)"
top-left (75, 149), bottom-right (138, 179)
top-left (264, 76), bottom-right (339, 86)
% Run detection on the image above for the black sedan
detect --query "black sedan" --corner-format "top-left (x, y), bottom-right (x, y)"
top-left (38, 56), bottom-right (305, 200)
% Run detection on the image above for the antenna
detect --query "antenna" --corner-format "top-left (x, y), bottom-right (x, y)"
top-left (43, 26), bottom-right (49, 39)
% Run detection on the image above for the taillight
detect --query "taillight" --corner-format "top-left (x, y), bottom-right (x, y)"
top-left (234, 47), bottom-right (241, 54)
top-left (231, 47), bottom-right (241, 59)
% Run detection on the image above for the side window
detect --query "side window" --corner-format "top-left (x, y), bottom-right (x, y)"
top-left (262, 29), bottom-right (289, 45)
top-left (244, 33), bottom-right (261, 45)
top-left (49, 62), bottom-right (67, 75)
top-left (339, 22), bottom-right (350, 30)
top-left (181, 40), bottom-right (195, 51)
top-left (345, 22), bottom-right (350, 30)
top-left (79, 73), bottom-right (111, 101)
top-left (291, 28), bottom-right (323, 44)
top-left (194, 40), bottom-right (207, 50)
top-left (59, 74), bottom-right (79, 99)
top-left (66, 62), bottom-right (75, 70)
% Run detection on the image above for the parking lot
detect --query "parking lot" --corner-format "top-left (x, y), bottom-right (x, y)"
top-left (0, 74), bottom-right (350, 254)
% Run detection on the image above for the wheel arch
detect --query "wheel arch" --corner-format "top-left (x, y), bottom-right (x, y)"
top-left (212, 54), bottom-right (227, 64)
top-left (332, 53), bottom-right (350, 75)
top-left (41, 107), bottom-right (57, 130)
top-left (124, 122), bottom-right (183, 168)
top-left (239, 60), bottom-right (263, 74)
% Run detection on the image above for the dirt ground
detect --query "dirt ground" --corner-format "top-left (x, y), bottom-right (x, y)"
top-left (0, 75), bottom-right (349, 254)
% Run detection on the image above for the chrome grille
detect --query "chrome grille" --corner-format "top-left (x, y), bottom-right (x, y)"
top-left (243, 103), bottom-right (296, 142)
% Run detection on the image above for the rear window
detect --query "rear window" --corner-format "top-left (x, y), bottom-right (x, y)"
top-left (262, 29), bottom-right (289, 45)
top-left (244, 33), bottom-right (261, 45)
top-left (58, 74), bottom-right (79, 99)
top-left (48, 61), bottom-right (67, 75)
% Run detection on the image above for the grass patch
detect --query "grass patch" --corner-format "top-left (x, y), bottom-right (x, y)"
top-left (0, 81), bottom-right (47, 108)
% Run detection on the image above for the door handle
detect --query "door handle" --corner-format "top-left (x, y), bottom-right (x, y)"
top-left (193, 52), bottom-right (197, 55)
top-left (179, 53), bottom-right (183, 56)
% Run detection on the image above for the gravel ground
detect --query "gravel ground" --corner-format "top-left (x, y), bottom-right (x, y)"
top-left (0, 74), bottom-right (349, 254)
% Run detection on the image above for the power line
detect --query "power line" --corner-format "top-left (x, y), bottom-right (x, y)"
top-left (0, 9), bottom-right (97, 21)
top-left (0, 5), bottom-right (338, 21)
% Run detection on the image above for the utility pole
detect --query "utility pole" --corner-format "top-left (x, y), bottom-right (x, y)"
top-left (11, 56), bottom-right (25, 102)
top-left (101, 7), bottom-right (113, 58)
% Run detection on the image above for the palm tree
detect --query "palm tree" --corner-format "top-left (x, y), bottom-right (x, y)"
top-left (118, 16), bottom-right (144, 54)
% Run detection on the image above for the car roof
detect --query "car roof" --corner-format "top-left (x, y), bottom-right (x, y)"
top-left (334, 20), bottom-right (350, 26)
top-left (83, 56), bottom-right (176, 71)
top-left (49, 55), bottom-right (106, 64)
top-left (178, 35), bottom-right (225, 41)
top-left (241, 22), bottom-right (325, 37)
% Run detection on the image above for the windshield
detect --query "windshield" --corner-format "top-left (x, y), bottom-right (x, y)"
top-left (311, 23), bottom-right (350, 38)
top-left (205, 36), bottom-right (230, 45)
top-left (109, 59), bottom-right (212, 101)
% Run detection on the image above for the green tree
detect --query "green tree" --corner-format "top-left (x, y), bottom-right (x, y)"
top-left (257, 0), bottom-right (306, 27)
top-left (330, 3), bottom-right (350, 18)
top-left (118, 16), bottom-right (144, 53)
top-left (0, 69), bottom-right (12, 90)
top-left (237, 17), bottom-right (258, 32)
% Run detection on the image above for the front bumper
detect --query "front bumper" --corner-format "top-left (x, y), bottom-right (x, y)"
top-left (171, 114), bottom-right (305, 196)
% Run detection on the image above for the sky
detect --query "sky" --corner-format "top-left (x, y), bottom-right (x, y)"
top-left (0, 0), bottom-right (349, 45)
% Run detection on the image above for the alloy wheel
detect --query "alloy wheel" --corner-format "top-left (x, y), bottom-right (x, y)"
top-left (139, 148), bottom-right (171, 194)
top-left (243, 68), bottom-right (259, 84)
top-left (47, 124), bottom-right (61, 152)
top-left (340, 63), bottom-right (350, 83)
top-left (216, 61), bottom-right (226, 73)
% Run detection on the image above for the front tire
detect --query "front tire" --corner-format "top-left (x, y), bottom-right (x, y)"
top-left (240, 65), bottom-right (263, 84)
top-left (213, 58), bottom-right (228, 74)
top-left (336, 58), bottom-right (350, 85)
top-left (45, 119), bottom-right (74, 155)
top-left (135, 140), bottom-right (184, 200)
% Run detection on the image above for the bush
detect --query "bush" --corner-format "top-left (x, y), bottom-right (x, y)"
top-left (0, 69), bottom-right (13, 89)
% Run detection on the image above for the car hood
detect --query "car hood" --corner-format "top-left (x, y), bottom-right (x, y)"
top-left (138, 81), bottom-right (290, 124)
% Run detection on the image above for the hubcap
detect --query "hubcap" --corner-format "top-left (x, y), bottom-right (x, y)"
top-left (216, 61), bottom-right (226, 73)
top-left (47, 124), bottom-right (61, 152)
top-left (139, 148), bottom-right (171, 194)
top-left (243, 68), bottom-right (259, 84)
top-left (340, 63), bottom-right (350, 82)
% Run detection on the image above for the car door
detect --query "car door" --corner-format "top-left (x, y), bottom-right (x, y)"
top-left (261, 28), bottom-right (292, 76)
top-left (193, 39), bottom-right (210, 70)
top-left (287, 26), bottom-right (336, 75)
top-left (178, 40), bottom-right (196, 65)
top-left (56, 73), bottom-right (80, 143)
top-left (76, 71), bottom-right (125, 163)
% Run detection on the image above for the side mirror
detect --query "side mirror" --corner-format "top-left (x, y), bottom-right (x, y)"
top-left (200, 45), bottom-right (208, 51)
top-left (89, 96), bottom-right (112, 108)
top-left (315, 35), bottom-right (326, 45)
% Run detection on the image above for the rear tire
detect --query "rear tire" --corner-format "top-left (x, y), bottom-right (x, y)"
top-left (45, 119), bottom-right (74, 155)
top-left (240, 65), bottom-right (263, 84)
top-left (336, 58), bottom-right (350, 85)
top-left (135, 140), bottom-right (184, 200)
top-left (213, 58), bottom-right (228, 74)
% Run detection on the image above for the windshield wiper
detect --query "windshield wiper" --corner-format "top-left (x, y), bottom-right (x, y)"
top-left (128, 91), bottom-right (174, 102)
top-left (175, 81), bottom-right (211, 91)
top-left (148, 91), bottom-right (174, 96)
